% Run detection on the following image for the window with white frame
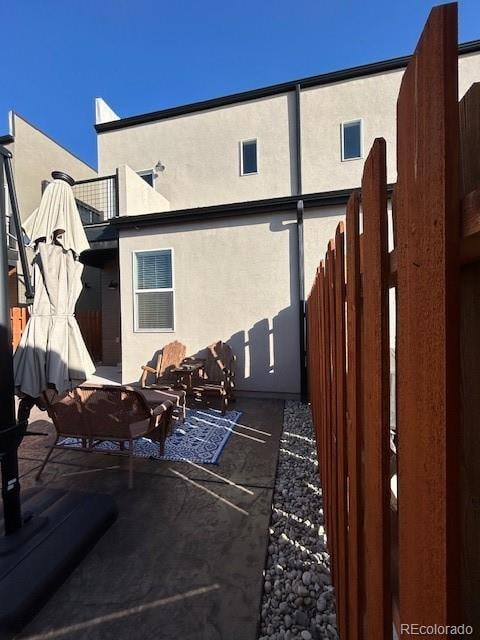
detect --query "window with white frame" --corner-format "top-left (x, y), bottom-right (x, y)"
top-left (240, 139), bottom-right (258, 175)
top-left (137, 169), bottom-right (155, 186)
top-left (134, 249), bottom-right (174, 331)
top-left (341, 120), bottom-right (362, 161)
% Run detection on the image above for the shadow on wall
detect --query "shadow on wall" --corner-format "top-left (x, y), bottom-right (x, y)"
top-left (139, 217), bottom-right (302, 394)
top-left (139, 306), bottom-right (300, 395)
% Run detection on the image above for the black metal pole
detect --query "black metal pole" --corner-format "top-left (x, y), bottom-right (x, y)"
top-left (0, 151), bottom-right (22, 534)
top-left (297, 199), bottom-right (307, 402)
top-left (294, 84), bottom-right (308, 402)
top-left (3, 150), bottom-right (34, 301)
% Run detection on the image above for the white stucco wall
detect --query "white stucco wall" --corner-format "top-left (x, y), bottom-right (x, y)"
top-left (118, 203), bottom-right (367, 395)
top-left (98, 51), bottom-right (479, 210)
top-left (99, 93), bottom-right (297, 211)
top-left (301, 69), bottom-right (403, 193)
top-left (119, 211), bottom-right (302, 394)
top-left (11, 113), bottom-right (96, 219)
top-left (117, 164), bottom-right (170, 215)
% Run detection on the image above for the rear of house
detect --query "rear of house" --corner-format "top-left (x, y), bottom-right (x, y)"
top-left (6, 43), bottom-right (480, 396)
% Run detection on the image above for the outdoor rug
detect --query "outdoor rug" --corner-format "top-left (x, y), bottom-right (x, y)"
top-left (60, 407), bottom-right (242, 464)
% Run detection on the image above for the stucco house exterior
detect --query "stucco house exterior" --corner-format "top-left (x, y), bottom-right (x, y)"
top-left (6, 42), bottom-right (480, 397)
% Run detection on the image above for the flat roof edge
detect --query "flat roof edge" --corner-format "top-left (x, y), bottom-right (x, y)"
top-left (96, 40), bottom-right (480, 133)
top-left (111, 188), bottom-right (360, 228)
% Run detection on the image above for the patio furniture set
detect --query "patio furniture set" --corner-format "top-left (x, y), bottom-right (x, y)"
top-left (139, 340), bottom-right (236, 420)
top-left (35, 340), bottom-right (236, 487)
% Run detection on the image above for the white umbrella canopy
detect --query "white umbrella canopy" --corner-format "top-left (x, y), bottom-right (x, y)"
top-left (13, 173), bottom-right (95, 398)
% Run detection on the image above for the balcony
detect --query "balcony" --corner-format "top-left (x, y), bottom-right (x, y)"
top-left (72, 174), bottom-right (119, 223)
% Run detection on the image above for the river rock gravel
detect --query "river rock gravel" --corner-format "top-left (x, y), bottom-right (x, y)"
top-left (257, 401), bottom-right (337, 640)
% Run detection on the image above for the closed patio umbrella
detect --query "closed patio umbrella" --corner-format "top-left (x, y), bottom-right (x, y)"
top-left (0, 155), bottom-right (116, 636)
top-left (13, 171), bottom-right (95, 398)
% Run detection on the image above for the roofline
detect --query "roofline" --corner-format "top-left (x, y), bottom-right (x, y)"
top-left (7, 112), bottom-right (97, 173)
top-left (96, 40), bottom-right (480, 133)
top-left (111, 187), bottom-right (376, 228)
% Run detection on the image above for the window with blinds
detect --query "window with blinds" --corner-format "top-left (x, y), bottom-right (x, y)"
top-left (133, 249), bottom-right (174, 331)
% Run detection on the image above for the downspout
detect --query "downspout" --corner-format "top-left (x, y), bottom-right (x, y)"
top-left (295, 83), bottom-right (307, 402)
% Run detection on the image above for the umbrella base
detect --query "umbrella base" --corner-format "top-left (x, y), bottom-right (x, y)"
top-left (0, 487), bottom-right (117, 636)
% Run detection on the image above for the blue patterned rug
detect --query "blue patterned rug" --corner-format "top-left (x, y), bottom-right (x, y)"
top-left (60, 407), bottom-right (242, 464)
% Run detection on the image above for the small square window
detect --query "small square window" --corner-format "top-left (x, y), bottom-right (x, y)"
top-left (241, 139), bottom-right (258, 175)
top-left (341, 120), bottom-right (362, 161)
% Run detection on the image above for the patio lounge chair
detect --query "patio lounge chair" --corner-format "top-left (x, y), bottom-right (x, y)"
top-left (192, 341), bottom-right (236, 415)
top-left (36, 385), bottom-right (174, 488)
top-left (140, 340), bottom-right (187, 421)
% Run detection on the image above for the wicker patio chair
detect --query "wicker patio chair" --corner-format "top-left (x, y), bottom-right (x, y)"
top-left (36, 384), bottom-right (174, 488)
top-left (192, 341), bottom-right (236, 415)
top-left (140, 340), bottom-right (187, 421)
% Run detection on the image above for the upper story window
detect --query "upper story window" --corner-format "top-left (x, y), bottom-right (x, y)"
top-left (341, 120), bottom-right (363, 161)
top-left (133, 249), bottom-right (174, 332)
top-left (240, 139), bottom-right (258, 175)
top-left (137, 169), bottom-right (155, 186)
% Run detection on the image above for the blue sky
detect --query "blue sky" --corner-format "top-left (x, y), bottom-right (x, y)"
top-left (2, 0), bottom-right (479, 168)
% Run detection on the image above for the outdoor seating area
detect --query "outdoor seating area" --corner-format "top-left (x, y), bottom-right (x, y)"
top-left (140, 340), bottom-right (236, 416)
top-left (35, 385), bottom-right (175, 488)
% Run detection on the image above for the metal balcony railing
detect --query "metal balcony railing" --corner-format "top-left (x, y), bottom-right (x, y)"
top-left (72, 174), bottom-right (118, 223)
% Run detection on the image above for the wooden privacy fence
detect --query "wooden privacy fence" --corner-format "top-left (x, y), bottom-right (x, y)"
top-left (10, 307), bottom-right (28, 350)
top-left (307, 4), bottom-right (480, 638)
top-left (76, 310), bottom-right (102, 363)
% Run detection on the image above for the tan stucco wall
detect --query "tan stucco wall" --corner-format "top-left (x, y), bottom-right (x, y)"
top-left (302, 53), bottom-right (479, 194)
top-left (118, 204), bottom-right (360, 394)
top-left (117, 164), bottom-right (170, 215)
top-left (119, 211), bottom-right (302, 393)
top-left (98, 52), bottom-right (480, 210)
top-left (98, 93), bottom-right (297, 210)
top-left (11, 113), bottom-right (96, 219)
top-left (303, 205), bottom-right (346, 294)
top-left (301, 69), bottom-right (403, 193)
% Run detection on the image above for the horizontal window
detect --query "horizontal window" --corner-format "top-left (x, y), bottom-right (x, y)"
top-left (134, 249), bottom-right (174, 331)
top-left (241, 139), bottom-right (258, 175)
top-left (341, 120), bottom-right (362, 161)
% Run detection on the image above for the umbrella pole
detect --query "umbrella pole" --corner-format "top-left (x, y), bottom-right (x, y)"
top-left (0, 146), bottom-right (22, 534)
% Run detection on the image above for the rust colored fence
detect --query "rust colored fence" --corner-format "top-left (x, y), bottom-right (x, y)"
top-left (76, 310), bottom-right (102, 363)
top-left (307, 4), bottom-right (480, 638)
top-left (10, 307), bottom-right (28, 350)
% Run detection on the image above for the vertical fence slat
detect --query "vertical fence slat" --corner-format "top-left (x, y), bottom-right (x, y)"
top-left (324, 248), bottom-right (334, 576)
top-left (346, 192), bottom-right (362, 640)
top-left (459, 81), bottom-right (480, 633)
top-left (361, 137), bottom-right (391, 638)
top-left (318, 265), bottom-right (326, 491)
top-left (334, 224), bottom-right (348, 640)
top-left (396, 3), bottom-right (460, 629)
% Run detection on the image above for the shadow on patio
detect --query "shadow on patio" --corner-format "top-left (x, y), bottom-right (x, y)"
top-left (13, 397), bottom-right (284, 640)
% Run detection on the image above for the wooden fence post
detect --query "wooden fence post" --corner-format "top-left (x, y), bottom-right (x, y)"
top-left (396, 3), bottom-right (460, 630)
top-left (334, 224), bottom-right (348, 640)
top-left (361, 137), bottom-right (391, 638)
top-left (346, 192), bottom-right (363, 640)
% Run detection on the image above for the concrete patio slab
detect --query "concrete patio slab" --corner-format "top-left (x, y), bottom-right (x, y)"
top-left (10, 398), bottom-right (284, 640)
top-left (19, 398), bottom-right (284, 489)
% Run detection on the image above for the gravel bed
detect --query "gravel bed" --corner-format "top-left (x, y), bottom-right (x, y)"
top-left (258, 401), bottom-right (337, 640)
